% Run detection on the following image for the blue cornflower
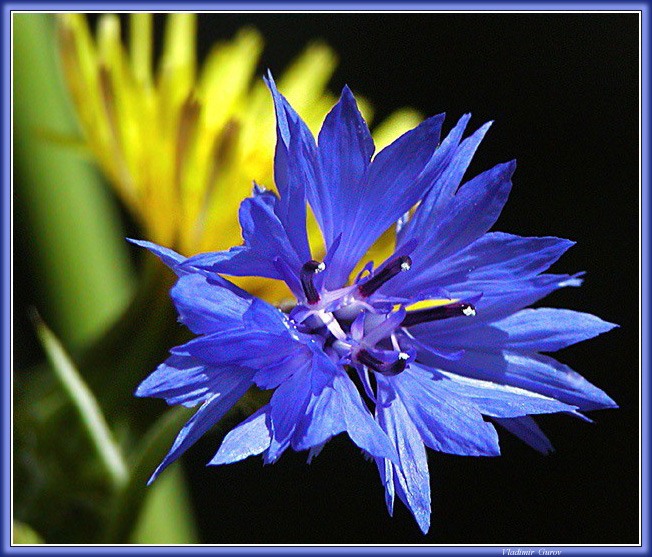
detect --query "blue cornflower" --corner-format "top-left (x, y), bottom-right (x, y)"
top-left (133, 73), bottom-right (617, 534)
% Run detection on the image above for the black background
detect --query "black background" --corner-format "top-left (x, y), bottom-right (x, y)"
top-left (15, 12), bottom-right (640, 545)
top-left (184, 13), bottom-right (639, 544)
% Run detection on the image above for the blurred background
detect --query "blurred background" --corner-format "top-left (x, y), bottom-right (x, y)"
top-left (13, 12), bottom-right (639, 544)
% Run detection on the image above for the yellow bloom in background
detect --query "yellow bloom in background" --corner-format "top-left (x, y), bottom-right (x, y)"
top-left (58, 13), bottom-right (422, 300)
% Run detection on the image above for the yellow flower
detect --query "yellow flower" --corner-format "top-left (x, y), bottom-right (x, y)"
top-left (57, 13), bottom-right (422, 301)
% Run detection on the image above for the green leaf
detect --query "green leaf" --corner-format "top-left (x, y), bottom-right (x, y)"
top-left (103, 406), bottom-right (194, 543)
top-left (32, 313), bottom-right (128, 489)
top-left (14, 13), bottom-right (134, 350)
top-left (13, 521), bottom-right (45, 544)
top-left (131, 466), bottom-right (199, 544)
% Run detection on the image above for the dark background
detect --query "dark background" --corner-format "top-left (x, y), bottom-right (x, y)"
top-left (16, 12), bottom-right (640, 545)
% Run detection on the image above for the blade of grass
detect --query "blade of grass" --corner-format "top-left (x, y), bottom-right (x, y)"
top-left (31, 311), bottom-right (128, 489)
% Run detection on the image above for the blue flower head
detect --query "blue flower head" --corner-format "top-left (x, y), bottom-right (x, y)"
top-left (132, 72), bottom-right (617, 534)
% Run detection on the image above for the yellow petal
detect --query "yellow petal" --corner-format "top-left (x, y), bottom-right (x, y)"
top-left (130, 13), bottom-right (153, 87)
top-left (158, 13), bottom-right (196, 115)
top-left (199, 28), bottom-right (263, 130)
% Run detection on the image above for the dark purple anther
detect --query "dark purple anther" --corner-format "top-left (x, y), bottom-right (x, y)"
top-left (358, 255), bottom-right (412, 298)
top-left (301, 260), bottom-right (326, 305)
top-left (357, 349), bottom-right (410, 376)
top-left (401, 302), bottom-right (476, 327)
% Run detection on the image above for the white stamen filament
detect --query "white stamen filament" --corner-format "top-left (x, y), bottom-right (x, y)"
top-left (316, 309), bottom-right (347, 340)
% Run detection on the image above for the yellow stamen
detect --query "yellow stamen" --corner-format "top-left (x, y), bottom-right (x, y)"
top-left (393, 298), bottom-right (461, 313)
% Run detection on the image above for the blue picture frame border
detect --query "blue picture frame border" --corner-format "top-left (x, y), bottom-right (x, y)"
top-left (3, 3), bottom-right (648, 555)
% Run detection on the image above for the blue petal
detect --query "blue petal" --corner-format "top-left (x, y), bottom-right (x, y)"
top-left (493, 416), bottom-right (554, 455)
top-left (242, 298), bottom-right (291, 335)
top-left (254, 344), bottom-right (397, 462)
top-left (266, 360), bottom-right (313, 462)
top-left (376, 380), bottom-right (431, 534)
top-left (388, 162), bottom-right (515, 298)
top-left (325, 114), bottom-right (446, 288)
top-left (463, 274), bottom-right (583, 318)
top-left (252, 336), bottom-right (331, 392)
top-left (273, 128), bottom-right (312, 259)
top-left (148, 368), bottom-right (256, 483)
top-left (272, 256), bottom-right (304, 299)
top-left (391, 366), bottom-right (501, 456)
top-left (264, 71), bottom-right (292, 147)
top-left (430, 308), bottom-right (617, 353)
top-left (266, 73), bottom-right (313, 261)
top-left (366, 114), bottom-right (444, 202)
top-left (170, 273), bottom-right (253, 334)
top-left (181, 190), bottom-right (303, 283)
top-left (291, 348), bottom-right (362, 451)
top-left (399, 115), bottom-right (491, 246)
top-left (209, 406), bottom-right (272, 465)
top-left (135, 354), bottom-right (214, 407)
top-left (174, 329), bottom-right (301, 369)
top-left (293, 385), bottom-right (346, 451)
top-left (419, 349), bottom-right (617, 411)
top-left (488, 308), bottom-right (618, 352)
top-left (427, 368), bottom-right (577, 417)
top-left (446, 233), bottom-right (574, 282)
top-left (420, 160), bottom-right (516, 261)
top-left (253, 353), bottom-right (304, 390)
top-left (391, 233), bottom-right (574, 298)
top-left (332, 371), bottom-right (399, 462)
top-left (410, 274), bottom-right (584, 340)
top-left (179, 246), bottom-right (278, 280)
top-left (374, 455), bottom-right (395, 517)
top-left (292, 351), bottom-right (384, 454)
top-left (316, 85), bottom-right (374, 246)
top-left (238, 191), bottom-right (303, 272)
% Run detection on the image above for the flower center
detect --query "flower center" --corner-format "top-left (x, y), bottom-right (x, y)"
top-left (289, 255), bottom-right (476, 380)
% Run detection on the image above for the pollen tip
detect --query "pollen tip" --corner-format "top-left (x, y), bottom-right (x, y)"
top-left (358, 254), bottom-right (413, 297)
top-left (462, 304), bottom-right (476, 316)
top-left (302, 259), bottom-right (325, 274)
